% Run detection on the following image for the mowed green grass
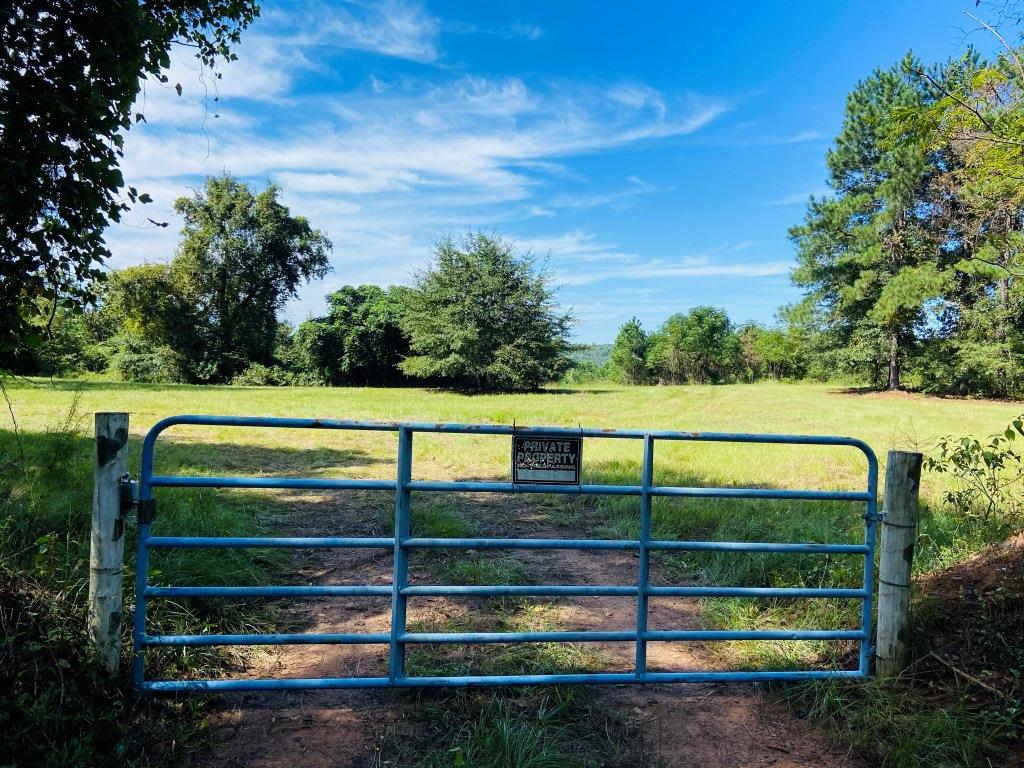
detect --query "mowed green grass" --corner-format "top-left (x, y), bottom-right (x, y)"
top-left (7, 378), bottom-right (1019, 596)
top-left (7, 378), bottom-right (1019, 493)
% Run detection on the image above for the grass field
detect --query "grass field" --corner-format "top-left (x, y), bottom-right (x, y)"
top-left (8, 378), bottom-right (1022, 497)
top-left (9, 378), bottom-right (1020, 582)
top-left (2, 378), bottom-right (1022, 767)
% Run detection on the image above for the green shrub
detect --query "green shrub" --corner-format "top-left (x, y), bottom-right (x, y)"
top-left (109, 334), bottom-right (181, 383)
top-left (0, 390), bottom-right (289, 765)
top-left (925, 415), bottom-right (1024, 520)
top-left (230, 362), bottom-right (323, 387)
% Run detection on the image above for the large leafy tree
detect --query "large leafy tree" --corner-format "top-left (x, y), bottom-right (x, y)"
top-left (906, 49), bottom-right (1024, 395)
top-left (735, 323), bottom-right (807, 382)
top-left (790, 54), bottom-right (949, 390)
top-left (401, 232), bottom-right (573, 392)
top-left (647, 306), bottom-right (740, 384)
top-left (167, 175), bottom-right (331, 382)
top-left (295, 285), bottom-right (410, 386)
top-left (0, 0), bottom-right (259, 355)
top-left (609, 317), bottom-right (650, 385)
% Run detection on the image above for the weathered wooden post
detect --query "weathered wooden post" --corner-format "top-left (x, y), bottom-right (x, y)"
top-left (876, 450), bottom-right (923, 679)
top-left (88, 412), bottom-right (129, 675)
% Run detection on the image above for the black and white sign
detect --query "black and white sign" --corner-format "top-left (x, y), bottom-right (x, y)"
top-left (512, 435), bottom-right (582, 485)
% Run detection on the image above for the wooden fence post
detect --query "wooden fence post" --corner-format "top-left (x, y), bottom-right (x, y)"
top-left (876, 450), bottom-right (923, 679)
top-left (88, 412), bottom-right (129, 675)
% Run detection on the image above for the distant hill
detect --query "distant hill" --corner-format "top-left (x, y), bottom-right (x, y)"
top-left (569, 343), bottom-right (612, 368)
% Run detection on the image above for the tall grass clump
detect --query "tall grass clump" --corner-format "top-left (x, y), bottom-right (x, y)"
top-left (0, 386), bottom-right (290, 766)
top-left (381, 688), bottom-right (653, 768)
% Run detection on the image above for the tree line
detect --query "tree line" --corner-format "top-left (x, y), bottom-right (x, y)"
top-left (7, 175), bottom-right (571, 391)
top-left (4, 17), bottom-right (1022, 398)
top-left (604, 310), bottom-right (805, 386)
top-left (606, 41), bottom-right (1024, 396)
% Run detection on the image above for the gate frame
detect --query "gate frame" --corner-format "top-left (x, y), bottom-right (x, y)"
top-left (132, 416), bottom-right (879, 692)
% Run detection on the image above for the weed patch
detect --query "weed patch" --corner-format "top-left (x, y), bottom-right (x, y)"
top-left (380, 688), bottom-right (655, 768)
top-left (0, 394), bottom-right (291, 765)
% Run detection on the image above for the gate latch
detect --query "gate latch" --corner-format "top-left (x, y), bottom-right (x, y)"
top-left (864, 508), bottom-right (885, 523)
top-left (119, 473), bottom-right (137, 514)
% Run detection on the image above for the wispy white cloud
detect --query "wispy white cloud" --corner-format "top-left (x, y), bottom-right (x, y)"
top-left (110, 67), bottom-right (729, 274)
top-left (514, 230), bottom-right (639, 265)
top-left (514, 230), bottom-right (791, 286)
top-left (118, 74), bottom-right (723, 203)
top-left (445, 18), bottom-right (542, 41)
top-left (704, 127), bottom-right (829, 147)
top-left (781, 129), bottom-right (827, 144)
top-left (547, 176), bottom-right (664, 211)
top-left (554, 257), bottom-right (792, 286)
top-left (105, 0), bottom-right (749, 333)
top-left (266, 0), bottom-right (441, 63)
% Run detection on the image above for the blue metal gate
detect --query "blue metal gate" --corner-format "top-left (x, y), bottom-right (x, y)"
top-left (132, 416), bottom-right (879, 692)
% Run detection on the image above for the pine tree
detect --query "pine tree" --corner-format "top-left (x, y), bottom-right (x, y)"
top-left (609, 318), bottom-right (649, 384)
top-left (790, 54), bottom-right (950, 390)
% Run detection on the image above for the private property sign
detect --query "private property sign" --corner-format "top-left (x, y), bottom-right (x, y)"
top-left (512, 435), bottom-right (582, 485)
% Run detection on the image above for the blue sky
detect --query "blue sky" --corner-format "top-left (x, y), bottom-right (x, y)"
top-left (109, 0), bottom-right (996, 342)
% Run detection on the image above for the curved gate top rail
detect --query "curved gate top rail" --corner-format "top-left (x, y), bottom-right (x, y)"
top-left (132, 415), bottom-right (879, 693)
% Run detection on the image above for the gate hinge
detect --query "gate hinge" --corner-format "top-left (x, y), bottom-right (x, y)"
top-left (864, 509), bottom-right (885, 523)
top-left (120, 474), bottom-right (156, 523)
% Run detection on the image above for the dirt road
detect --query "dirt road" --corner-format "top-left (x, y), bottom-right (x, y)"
top-left (193, 492), bottom-right (861, 767)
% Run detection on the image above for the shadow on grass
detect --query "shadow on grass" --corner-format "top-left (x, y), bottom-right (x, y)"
top-left (152, 435), bottom-right (391, 475)
top-left (9, 377), bottom-right (237, 394)
top-left (11, 377), bottom-right (619, 397)
top-left (419, 384), bottom-right (616, 397)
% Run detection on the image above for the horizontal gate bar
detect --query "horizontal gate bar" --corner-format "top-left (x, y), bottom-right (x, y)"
top-left (407, 480), bottom-right (640, 495)
top-left (143, 584), bottom-right (866, 599)
top-left (401, 585), bottom-right (638, 597)
top-left (141, 668), bottom-right (864, 692)
top-left (144, 536), bottom-right (869, 554)
top-left (647, 540), bottom-right (869, 554)
top-left (147, 536), bottom-right (395, 549)
top-left (398, 629), bottom-right (865, 644)
top-left (145, 585), bottom-right (392, 598)
top-left (142, 414), bottom-right (876, 452)
top-left (147, 474), bottom-right (869, 503)
top-left (405, 480), bottom-right (869, 502)
top-left (405, 538), bottom-right (869, 555)
top-left (139, 628), bottom-right (866, 647)
top-left (646, 586), bottom-right (867, 598)
top-left (405, 537), bottom-right (638, 550)
top-left (400, 630), bottom-right (635, 643)
top-left (148, 475), bottom-right (396, 491)
top-left (649, 487), bottom-right (871, 502)
top-left (143, 633), bottom-right (391, 646)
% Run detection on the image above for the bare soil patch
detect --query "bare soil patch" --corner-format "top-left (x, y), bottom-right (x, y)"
top-left (914, 533), bottom-right (1024, 701)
